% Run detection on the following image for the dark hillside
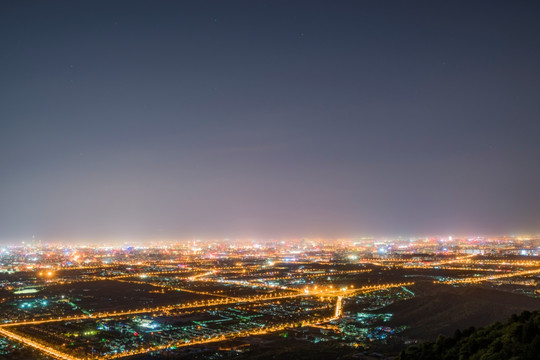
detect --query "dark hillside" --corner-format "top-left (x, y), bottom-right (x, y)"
top-left (385, 283), bottom-right (540, 339)
top-left (399, 310), bottom-right (540, 360)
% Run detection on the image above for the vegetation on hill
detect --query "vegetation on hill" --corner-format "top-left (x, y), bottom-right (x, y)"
top-left (398, 310), bottom-right (540, 360)
top-left (385, 283), bottom-right (540, 339)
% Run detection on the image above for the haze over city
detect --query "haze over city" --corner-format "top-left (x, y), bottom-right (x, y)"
top-left (2, 1), bottom-right (540, 244)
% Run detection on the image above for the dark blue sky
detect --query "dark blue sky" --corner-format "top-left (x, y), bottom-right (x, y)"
top-left (1, 1), bottom-right (540, 243)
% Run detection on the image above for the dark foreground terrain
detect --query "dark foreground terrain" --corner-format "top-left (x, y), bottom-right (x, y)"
top-left (385, 282), bottom-right (540, 340)
top-left (398, 310), bottom-right (540, 360)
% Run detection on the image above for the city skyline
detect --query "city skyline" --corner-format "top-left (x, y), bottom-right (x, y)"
top-left (0, 235), bottom-right (539, 359)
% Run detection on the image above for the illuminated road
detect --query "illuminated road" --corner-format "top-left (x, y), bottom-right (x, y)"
top-left (0, 327), bottom-right (81, 360)
top-left (0, 294), bottom-right (291, 327)
top-left (438, 268), bottom-right (540, 284)
top-left (0, 281), bottom-right (413, 359)
top-left (103, 316), bottom-right (337, 359)
top-left (1, 281), bottom-right (413, 327)
top-left (0, 313), bottom-right (335, 360)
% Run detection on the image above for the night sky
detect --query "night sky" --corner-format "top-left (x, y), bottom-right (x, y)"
top-left (1, 1), bottom-right (540, 243)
